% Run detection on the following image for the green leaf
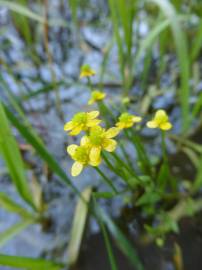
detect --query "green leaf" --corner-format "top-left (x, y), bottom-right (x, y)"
top-left (0, 102), bottom-right (35, 209)
top-left (135, 19), bottom-right (170, 63)
top-left (98, 215), bottom-right (118, 270)
top-left (93, 191), bottom-right (117, 199)
top-left (191, 19), bottom-right (202, 61)
top-left (148, 0), bottom-right (190, 131)
top-left (3, 104), bottom-right (81, 198)
top-left (0, 1), bottom-right (67, 27)
top-left (10, 0), bottom-right (32, 45)
top-left (0, 219), bottom-right (34, 248)
top-left (0, 192), bottom-right (33, 219)
top-left (0, 0), bottom-right (44, 23)
top-left (94, 204), bottom-right (144, 270)
top-left (68, 186), bottom-right (92, 266)
top-left (0, 254), bottom-right (63, 270)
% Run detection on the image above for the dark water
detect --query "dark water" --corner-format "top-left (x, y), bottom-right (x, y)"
top-left (75, 214), bottom-right (202, 270)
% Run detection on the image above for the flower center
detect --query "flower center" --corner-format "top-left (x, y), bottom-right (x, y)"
top-left (156, 115), bottom-right (168, 125)
top-left (119, 113), bottom-right (132, 123)
top-left (73, 112), bottom-right (87, 125)
top-left (90, 129), bottom-right (104, 145)
top-left (92, 91), bottom-right (100, 99)
top-left (74, 146), bottom-right (89, 163)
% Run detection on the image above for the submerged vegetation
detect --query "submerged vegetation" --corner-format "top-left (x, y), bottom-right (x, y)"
top-left (1, 0), bottom-right (202, 269)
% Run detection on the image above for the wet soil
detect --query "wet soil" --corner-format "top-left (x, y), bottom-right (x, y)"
top-left (75, 214), bottom-right (202, 270)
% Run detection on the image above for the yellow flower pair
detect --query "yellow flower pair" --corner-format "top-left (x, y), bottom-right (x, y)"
top-left (64, 111), bottom-right (120, 176)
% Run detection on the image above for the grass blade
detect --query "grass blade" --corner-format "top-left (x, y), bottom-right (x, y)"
top-left (10, 0), bottom-right (32, 45)
top-left (94, 204), bottom-right (144, 270)
top-left (191, 19), bottom-right (202, 62)
top-left (0, 0), bottom-right (44, 23)
top-left (3, 104), bottom-right (81, 198)
top-left (0, 102), bottom-right (35, 209)
top-left (0, 192), bottom-right (33, 219)
top-left (95, 198), bottom-right (118, 270)
top-left (0, 219), bottom-right (34, 248)
top-left (0, 254), bottom-right (63, 270)
top-left (67, 186), bottom-right (92, 266)
top-left (135, 19), bottom-right (170, 63)
top-left (149, 0), bottom-right (190, 131)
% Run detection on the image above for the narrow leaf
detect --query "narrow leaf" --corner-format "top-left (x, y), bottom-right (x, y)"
top-left (67, 186), bottom-right (92, 266)
top-left (0, 254), bottom-right (63, 270)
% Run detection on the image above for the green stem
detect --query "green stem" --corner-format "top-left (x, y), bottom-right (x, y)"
top-left (87, 77), bottom-right (94, 92)
top-left (119, 140), bottom-right (134, 171)
top-left (110, 152), bottom-right (142, 186)
top-left (161, 130), bottom-right (167, 164)
top-left (125, 129), bottom-right (152, 175)
top-left (94, 167), bottom-right (118, 194)
top-left (102, 153), bottom-right (133, 188)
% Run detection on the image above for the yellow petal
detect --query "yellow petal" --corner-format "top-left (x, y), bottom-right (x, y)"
top-left (89, 157), bottom-right (101, 167)
top-left (100, 92), bottom-right (106, 99)
top-left (146, 121), bottom-right (158, 128)
top-left (67, 144), bottom-right (78, 156)
top-left (71, 162), bottom-right (83, 177)
top-left (87, 111), bottom-right (99, 119)
top-left (80, 70), bottom-right (96, 78)
top-left (155, 110), bottom-right (168, 122)
top-left (105, 127), bottom-right (120, 138)
top-left (64, 121), bottom-right (74, 131)
top-left (87, 119), bottom-right (102, 127)
top-left (69, 125), bottom-right (82, 135)
top-left (90, 146), bottom-right (101, 161)
top-left (116, 122), bottom-right (125, 129)
top-left (159, 122), bottom-right (172, 130)
top-left (80, 136), bottom-right (90, 146)
top-left (132, 116), bottom-right (142, 123)
top-left (103, 139), bottom-right (117, 152)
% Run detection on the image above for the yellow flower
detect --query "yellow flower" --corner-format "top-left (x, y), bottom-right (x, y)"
top-left (64, 111), bottom-right (101, 136)
top-left (88, 90), bottom-right (106, 105)
top-left (116, 112), bottom-right (142, 129)
top-left (82, 125), bottom-right (120, 162)
top-left (146, 109), bottom-right (172, 131)
top-left (67, 137), bottom-right (101, 177)
top-left (80, 64), bottom-right (96, 78)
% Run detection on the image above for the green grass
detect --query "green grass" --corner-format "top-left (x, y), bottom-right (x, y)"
top-left (0, 102), bottom-right (35, 209)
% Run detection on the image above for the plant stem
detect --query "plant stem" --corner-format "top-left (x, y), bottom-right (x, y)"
top-left (94, 167), bottom-right (118, 194)
top-left (102, 153), bottom-right (133, 188)
top-left (161, 130), bottom-right (167, 164)
top-left (125, 129), bottom-right (152, 175)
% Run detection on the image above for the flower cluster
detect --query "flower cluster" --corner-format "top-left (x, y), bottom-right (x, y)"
top-left (64, 64), bottom-right (172, 177)
top-left (64, 109), bottom-right (172, 176)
